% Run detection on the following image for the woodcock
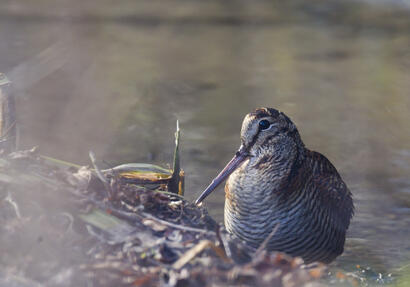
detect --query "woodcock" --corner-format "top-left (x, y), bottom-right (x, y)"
top-left (196, 108), bottom-right (354, 263)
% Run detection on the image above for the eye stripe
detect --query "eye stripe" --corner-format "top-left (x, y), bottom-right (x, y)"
top-left (244, 120), bottom-right (286, 152)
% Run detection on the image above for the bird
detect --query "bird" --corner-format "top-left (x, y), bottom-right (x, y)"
top-left (195, 107), bottom-right (354, 264)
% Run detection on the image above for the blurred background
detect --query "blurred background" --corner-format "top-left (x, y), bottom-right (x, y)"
top-left (1, 0), bottom-right (409, 281)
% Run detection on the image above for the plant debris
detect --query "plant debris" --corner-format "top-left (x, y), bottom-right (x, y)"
top-left (0, 94), bottom-right (326, 287)
top-left (0, 147), bottom-right (328, 287)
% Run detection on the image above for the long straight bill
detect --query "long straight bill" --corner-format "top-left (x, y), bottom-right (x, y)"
top-left (195, 147), bottom-right (248, 205)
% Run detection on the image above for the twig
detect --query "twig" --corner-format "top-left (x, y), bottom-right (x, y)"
top-left (151, 189), bottom-right (185, 200)
top-left (89, 151), bottom-right (112, 198)
top-left (0, 120), bottom-right (16, 139)
top-left (169, 120), bottom-right (183, 195)
top-left (173, 239), bottom-right (229, 270)
top-left (216, 226), bottom-right (233, 260)
top-left (40, 154), bottom-right (83, 169)
top-left (5, 192), bottom-right (21, 218)
top-left (78, 182), bottom-right (214, 235)
top-left (92, 199), bottom-right (214, 235)
top-left (172, 240), bottom-right (211, 269)
top-left (140, 211), bottom-right (215, 235)
top-left (58, 212), bottom-right (75, 233)
top-left (254, 223), bottom-right (280, 257)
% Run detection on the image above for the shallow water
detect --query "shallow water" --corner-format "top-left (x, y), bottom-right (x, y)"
top-left (1, 0), bottom-right (409, 281)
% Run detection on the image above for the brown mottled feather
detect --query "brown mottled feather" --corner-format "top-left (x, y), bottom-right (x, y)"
top-left (223, 108), bottom-right (354, 264)
top-left (307, 150), bottom-right (354, 228)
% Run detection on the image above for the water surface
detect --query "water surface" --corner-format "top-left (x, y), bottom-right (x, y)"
top-left (1, 0), bottom-right (409, 280)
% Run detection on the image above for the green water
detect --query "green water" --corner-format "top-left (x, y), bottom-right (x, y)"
top-left (1, 0), bottom-right (409, 284)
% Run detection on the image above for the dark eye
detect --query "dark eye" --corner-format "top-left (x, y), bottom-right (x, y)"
top-left (259, 120), bottom-right (270, 130)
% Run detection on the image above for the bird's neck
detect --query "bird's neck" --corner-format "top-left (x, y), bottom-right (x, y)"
top-left (224, 146), bottom-right (309, 247)
top-left (251, 144), bottom-right (305, 191)
top-left (226, 145), bottom-right (306, 205)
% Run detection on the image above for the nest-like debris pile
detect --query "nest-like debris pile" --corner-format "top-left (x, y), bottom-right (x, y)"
top-left (0, 149), bottom-right (326, 287)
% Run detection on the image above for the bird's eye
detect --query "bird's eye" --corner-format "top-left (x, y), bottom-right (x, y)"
top-left (259, 120), bottom-right (270, 130)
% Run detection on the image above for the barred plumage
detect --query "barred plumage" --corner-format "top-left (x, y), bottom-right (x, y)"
top-left (196, 108), bottom-right (354, 264)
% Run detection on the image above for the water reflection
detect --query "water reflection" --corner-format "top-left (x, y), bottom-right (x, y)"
top-left (1, 0), bottom-right (409, 276)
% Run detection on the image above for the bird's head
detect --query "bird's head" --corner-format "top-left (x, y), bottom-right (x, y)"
top-left (239, 107), bottom-right (303, 158)
top-left (195, 107), bottom-right (304, 205)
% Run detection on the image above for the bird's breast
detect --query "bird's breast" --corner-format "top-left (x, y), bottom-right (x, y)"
top-left (224, 161), bottom-right (286, 247)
